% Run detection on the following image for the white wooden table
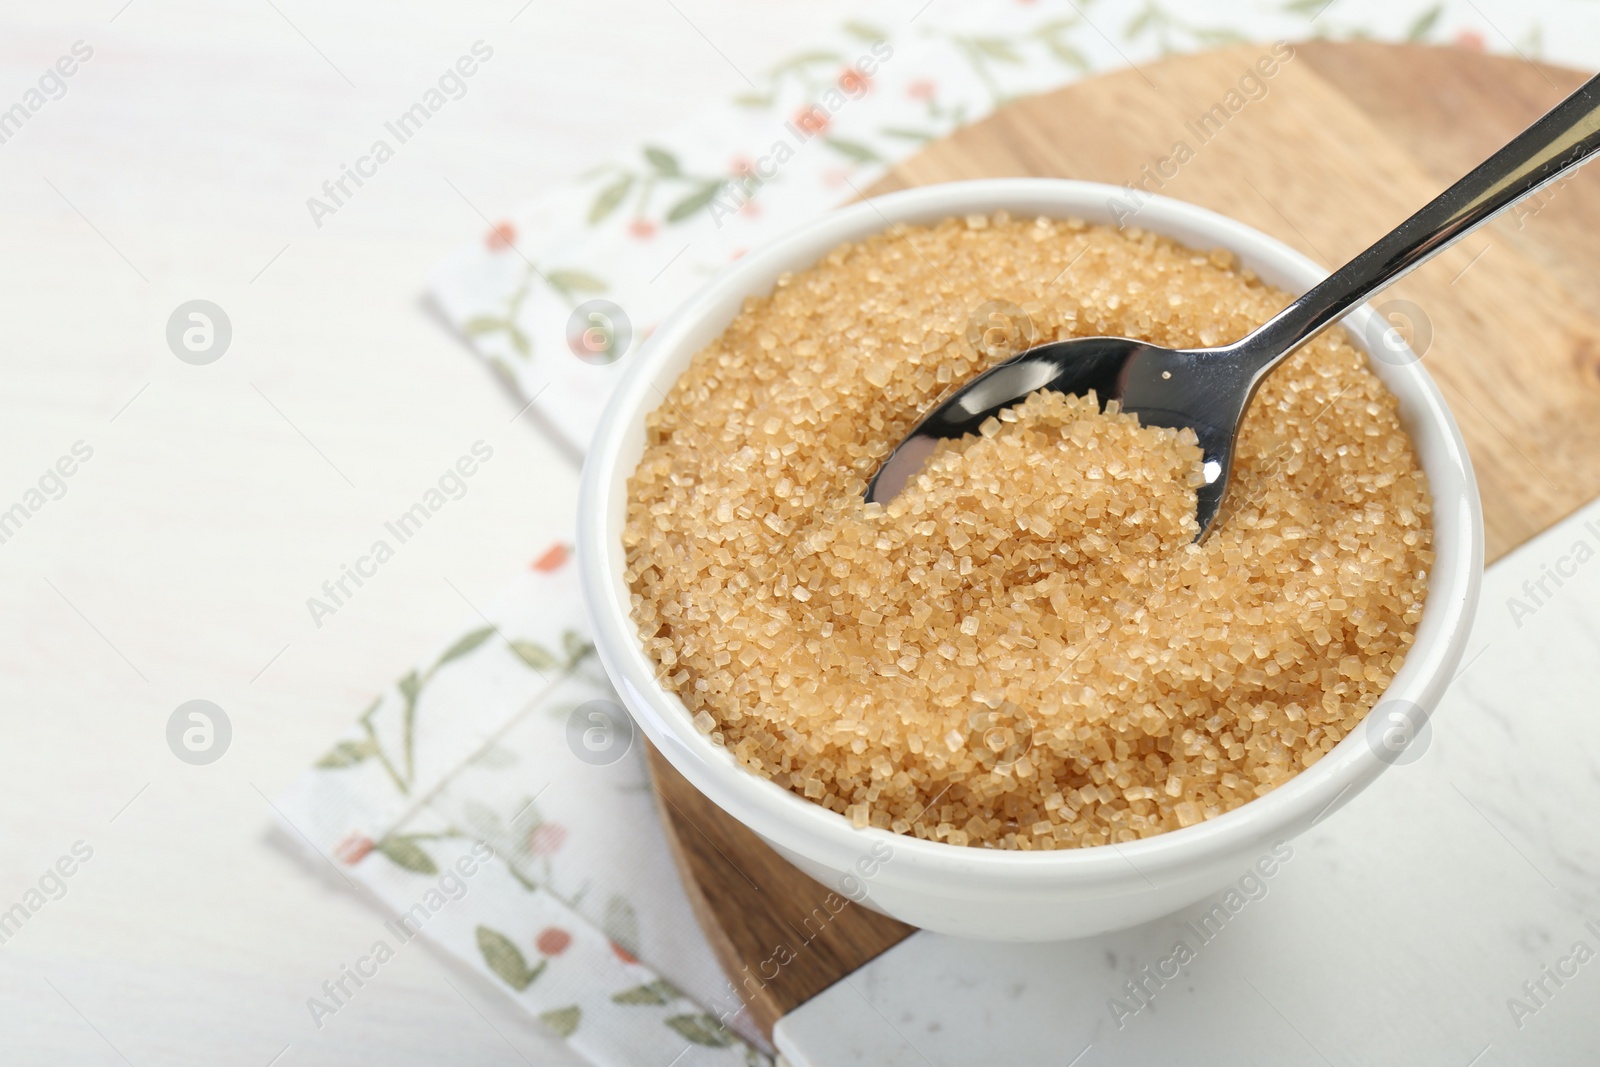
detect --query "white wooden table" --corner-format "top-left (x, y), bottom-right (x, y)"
top-left (0, 2), bottom-right (852, 1062)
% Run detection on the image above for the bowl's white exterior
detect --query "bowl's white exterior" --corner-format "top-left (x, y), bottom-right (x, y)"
top-left (578, 179), bottom-right (1483, 941)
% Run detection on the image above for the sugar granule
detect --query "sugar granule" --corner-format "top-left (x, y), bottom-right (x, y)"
top-left (623, 213), bottom-right (1433, 850)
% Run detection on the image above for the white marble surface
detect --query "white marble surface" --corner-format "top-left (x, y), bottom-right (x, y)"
top-left (778, 496), bottom-right (1600, 1066)
top-left (0, 1), bottom-right (854, 1063)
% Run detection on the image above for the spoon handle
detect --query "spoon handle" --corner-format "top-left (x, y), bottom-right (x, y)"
top-left (1233, 71), bottom-right (1600, 375)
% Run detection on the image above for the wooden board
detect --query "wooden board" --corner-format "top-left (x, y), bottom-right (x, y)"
top-left (646, 40), bottom-right (1600, 1041)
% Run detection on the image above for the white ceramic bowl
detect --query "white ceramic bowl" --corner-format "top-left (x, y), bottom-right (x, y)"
top-left (578, 179), bottom-right (1483, 941)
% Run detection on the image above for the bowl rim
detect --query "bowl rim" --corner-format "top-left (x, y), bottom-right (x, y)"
top-left (578, 177), bottom-right (1483, 884)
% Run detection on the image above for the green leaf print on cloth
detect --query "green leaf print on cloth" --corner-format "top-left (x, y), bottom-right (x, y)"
top-left (477, 925), bottom-right (549, 992)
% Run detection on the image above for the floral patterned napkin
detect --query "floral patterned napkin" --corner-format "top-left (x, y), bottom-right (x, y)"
top-left (281, 2), bottom-right (1593, 1064)
top-left (274, 546), bottom-right (761, 1064)
top-left (425, 0), bottom-right (1578, 453)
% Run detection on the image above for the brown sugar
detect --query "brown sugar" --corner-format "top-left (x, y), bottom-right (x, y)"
top-left (623, 212), bottom-right (1433, 849)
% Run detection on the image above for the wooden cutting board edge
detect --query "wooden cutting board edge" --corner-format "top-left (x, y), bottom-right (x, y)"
top-left (642, 39), bottom-right (1600, 1043)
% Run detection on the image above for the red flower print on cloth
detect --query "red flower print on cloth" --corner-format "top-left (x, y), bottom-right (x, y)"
top-left (794, 105), bottom-right (830, 136)
top-left (610, 940), bottom-right (638, 965)
top-left (531, 543), bottom-right (570, 573)
top-left (907, 78), bottom-right (936, 101)
top-left (536, 927), bottom-right (573, 956)
top-left (628, 218), bottom-right (657, 240)
top-left (486, 222), bottom-right (517, 251)
top-left (838, 66), bottom-right (871, 96)
top-left (334, 833), bottom-right (374, 865)
top-left (527, 821), bottom-right (567, 856)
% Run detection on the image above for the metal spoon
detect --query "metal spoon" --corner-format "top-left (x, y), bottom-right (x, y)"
top-left (867, 73), bottom-right (1600, 538)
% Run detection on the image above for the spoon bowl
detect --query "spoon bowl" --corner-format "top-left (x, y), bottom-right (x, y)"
top-left (865, 336), bottom-right (1257, 535)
